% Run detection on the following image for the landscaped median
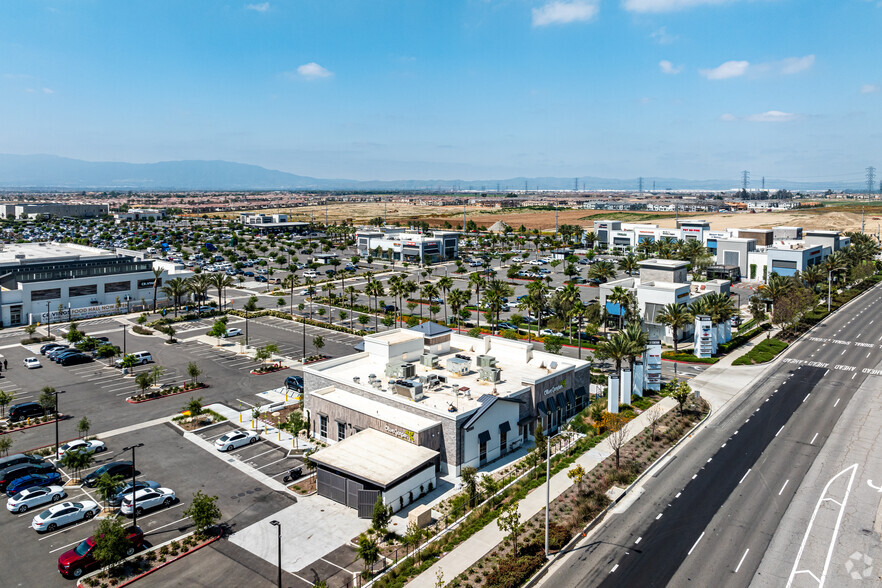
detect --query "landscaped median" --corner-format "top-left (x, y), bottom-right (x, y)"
top-left (126, 382), bottom-right (208, 403)
top-left (732, 338), bottom-right (788, 365)
top-left (1, 413), bottom-right (67, 434)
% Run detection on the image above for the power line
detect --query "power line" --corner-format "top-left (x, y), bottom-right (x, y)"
top-left (741, 170), bottom-right (750, 191)
top-left (867, 166), bottom-right (877, 194)
top-left (638, 177), bottom-right (644, 193)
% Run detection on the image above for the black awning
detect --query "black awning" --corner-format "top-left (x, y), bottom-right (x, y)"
top-left (566, 389), bottom-right (576, 405)
top-left (574, 386), bottom-right (587, 398)
top-left (536, 401), bottom-right (547, 414)
top-left (499, 421), bottom-right (511, 434)
top-left (556, 392), bottom-right (567, 410)
top-left (546, 396), bottom-right (557, 412)
top-left (478, 430), bottom-right (491, 444)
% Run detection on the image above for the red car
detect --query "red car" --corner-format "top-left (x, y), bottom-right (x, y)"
top-left (58, 525), bottom-right (143, 579)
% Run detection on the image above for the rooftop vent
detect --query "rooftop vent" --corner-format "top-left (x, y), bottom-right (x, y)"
top-left (476, 355), bottom-right (497, 368)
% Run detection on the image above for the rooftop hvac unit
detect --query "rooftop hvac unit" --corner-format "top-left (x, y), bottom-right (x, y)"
top-left (479, 366), bottom-right (502, 383)
top-left (392, 379), bottom-right (424, 401)
top-left (421, 353), bottom-right (439, 368)
top-left (476, 355), bottom-right (497, 368)
top-left (446, 356), bottom-right (470, 376)
top-left (385, 361), bottom-right (416, 379)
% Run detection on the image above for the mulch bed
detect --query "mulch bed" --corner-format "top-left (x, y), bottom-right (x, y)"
top-left (126, 385), bottom-right (208, 404)
top-left (1, 414), bottom-right (67, 435)
top-left (250, 365), bottom-right (289, 375)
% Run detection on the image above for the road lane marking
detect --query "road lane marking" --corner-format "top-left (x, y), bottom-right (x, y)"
top-left (734, 430), bottom-right (738, 435)
top-left (739, 469), bottom-right (751, 484)
top-left (635, 537), bottom-right (642, 544)
top-left (610, 564), bottom-right (619, 573)
top-left (687, 532), bottom-right (705, 555)
top-left (810, 433), bottom-right (818, 445)
top-left (841, 350), bottom-right (846, 355)
top-left (833, 398), bottom-right (840, 408)
top-left (707, 458), bottom-right (713, 463)
top-left (824, 369), bottom-right (829, 375)
top-left (776, 426), bottom-right (784, 437)
top-left (868, 352), bottom-right (872, 358)
top-left (853, 373), bottom-right (857, 379)
top-left (803, 393), bottom-right (811, 403)
top-left (675, 492), bottom-right (681, 498)
top-left (721, 443), bottom-right (727, 448)
top-left (656, 513), bottom-right (663, 520)
top-left (692, 474), bottom-right (697, 480)
top-left (735, 548), bottom-right (750, 573)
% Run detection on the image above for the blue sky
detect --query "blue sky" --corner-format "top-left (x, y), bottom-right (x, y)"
top-left (1, 0), bottom-right (880, 183)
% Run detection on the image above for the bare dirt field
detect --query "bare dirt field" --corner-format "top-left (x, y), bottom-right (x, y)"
top-left (216, 201), bottom-right (882, 234)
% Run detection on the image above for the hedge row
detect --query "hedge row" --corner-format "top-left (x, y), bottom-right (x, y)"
top-left (733, 337), bottom-right (788, 365)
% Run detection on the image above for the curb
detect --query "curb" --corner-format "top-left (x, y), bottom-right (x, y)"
top-left (125, 385), bottom-right (208, 404)
top-left (1, 414), bottom-right (66, 435)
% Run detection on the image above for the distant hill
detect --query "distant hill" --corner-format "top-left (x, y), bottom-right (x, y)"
top-left (0, 154), bottom-right (864, 192)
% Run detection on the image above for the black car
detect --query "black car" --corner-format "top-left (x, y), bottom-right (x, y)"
top-left (0, 453), bottom-right (44, 471)
top-left (40, 343), bottom-right (65, 355)
top-left (0, 462), bottom-right (56, 491)
top-left (382, 305), bottom-right (397, 313)
top-left (8, 402), bottom-right (49, 423)
top-left (81, 461), bottom-right (135, 488)
top-left (284, 375), bottom-right (303, 392)
top-left (61, 354), bottom-right (93, 366)
top-left (54, 350), bottom-right (82, 363)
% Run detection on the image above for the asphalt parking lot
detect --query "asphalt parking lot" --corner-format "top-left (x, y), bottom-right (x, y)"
top-left (0, 421), bottom-right (295, 587)
top-left (194, 421), bottom-right (304, 484)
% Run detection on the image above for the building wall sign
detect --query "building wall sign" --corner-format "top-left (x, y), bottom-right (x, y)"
top-left (39, 303), bottom-right (120, 322)
top-left (384, 424), bottom-right (415, 443)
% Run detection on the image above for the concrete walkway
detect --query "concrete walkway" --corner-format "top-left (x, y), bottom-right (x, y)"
top-left (407, 396), bottom-right (678, 588)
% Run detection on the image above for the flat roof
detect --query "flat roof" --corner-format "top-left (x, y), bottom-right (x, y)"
top-left (0, 242), bottom-right (114, 265)
top-left (639, 258), bottom-right (687, 268)
top-left (314, 388), bottom-right (438, 432)
top-left (309, 428), bottom-right (438, 488)
top-left (367, 329), bottom-right (424, 345)
top-left (640, 281), bottom-right (690, 291)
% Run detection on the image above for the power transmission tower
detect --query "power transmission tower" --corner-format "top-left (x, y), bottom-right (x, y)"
top-left (524, 180), bottom-right (528, 193)
top-left (741, 171), bottom-right (750, 192)
top-left (574, 178), bottom-right (579, 192)
top-left (867, 166), bottom-right (877, 195)
top-left (638, 177), bottom-right (644, 193)
top-left (496, 182), bottom-right (500, 193)
top-left (762, 177), bottom-right (765, 191)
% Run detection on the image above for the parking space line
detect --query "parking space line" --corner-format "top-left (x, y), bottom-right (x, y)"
top-left (256, 456), bottom-right (292, 470)
top-left (143, 514), bottom-right (191, 536)
top-left (37, 515), bottom-right (101, 541)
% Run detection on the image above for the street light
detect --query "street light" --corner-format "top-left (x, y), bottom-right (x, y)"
top-left (46, 301), bottom-right (51, 337)
top-left (122, 443), bottom-right (144, 529)
top-left (828, 270), bottom-right (833, 312)
top-left (54, 390), bottom-right (66, 460)
top-left (122, 324), bottom-right (127, 356)
top-left (270, 520), bottom-right (282, 588)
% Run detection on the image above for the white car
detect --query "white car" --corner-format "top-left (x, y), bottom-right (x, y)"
top-left (303, 270), bottom-right (319, 278)
top-left (7, 485), bottom-right (66, 513)
top-left (23, 357), bottom-right (41, 369)
top-left (540, 329), bottom-right (565, 337)
top-left (214, 430), bottom-right (259, 452)
top-left (57, 440), bottom-right (107, 459)
top-left (223, 328), bottom-right (242, 338)
top-left (31, 500), bottom-right (100, 533)
top-left (120, 487), bottom-right (176, 516)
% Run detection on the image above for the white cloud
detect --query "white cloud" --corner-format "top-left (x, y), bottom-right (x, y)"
top-left (650, 26), bottom-right (677, 44)
top-left (245, 2), bottom-right (270, 12)
top-left (699, 60), bottom-right (749, 80)
top-left (623, 0), bottom-right (731, 13)
top-left (294, 62), bottom-right (333, 80)
top-left (745, 110), bottom-right (800, 122)
top-left (41, 87), bottom-right (54, 94)
top-left (861, 84), bottom-right (879, 94)
top-left (659, 60), bottom-right (683, 75)
top-left (532, 1), bottom-right (599, 26)
top-left (719, 113), bottom-right (737, 121)
top-left (777, 54), bottom-right (815, 75)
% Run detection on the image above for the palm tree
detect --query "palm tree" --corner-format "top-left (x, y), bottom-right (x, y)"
top-left (622, 321), bottom-right (649, 376)
top-left (345, 286), bottom-right (359, 329)
top-left (483, 279), bottom-right (513, 332)
top-left (161, 277), bottom-right (188, 317)
top-left (151, 267), bottom-right (164, 313)
top-left (188, 274), bottom-right (212, 312)
top-left (801, 265), bottom-right (825, 292)
top-left (437, 275), bottom-right (454, 324)
top-left (421, 283), bottom-right (439, 322)
top-left (618, 254), bottom-right (639, 277)
top-left (447, 289), bottom-right (471, 331)
top-left (758, 273), bottom-right (792, 317)
top-left (588, 260), bottom-right (616, 283)
top-left (469, 273), bottom-right (487, 331)
top-left (525, 279), bottom-right (550, 339)
top-left (365, 280), bottom-right (384, 331)
top-left (607, 286), bottom-right (631, 330)
top-left (594, 332), bottom-right (632, 376)
top-left (656, 302), bottom-right (693, 354)
top-left (569, 301), bottom-right (589, 359)
top-left (556, 283), bottom-right (581, 336)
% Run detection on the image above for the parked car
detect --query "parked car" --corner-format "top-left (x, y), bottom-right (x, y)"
top-left (382, 305), bottom-right (397, 313)
top-left (81, 461), bottom-right (134, 488)
top-left (284, 375), bottom-right (303, 392)
top-left (32, 501), bottom-right (101, 533)
top-left (6, 472), bottom-right (63, 496)
top-left (47, 347), bottom-right (72, 360)
top-left (120, 487), bottom-right (176, 516)
top-left (497, 322), bottom-right (518, 331)
top-left (61, 353), bottom-right (93, 367)
top-left (223, 328), bottom-right (242, 338)
top-left (214, 430), bottom-right (259, 452)
top-left (57, 440), bottom-right (106, 459)
top-left (7, 485), bottom-right (66, 513)
top-left (0, 454), bottom-right (43, 472)
top-left (108, 481), bottom-right (161, 507)
top-left (539, 329), bottom-right (565, 337)
top-left (8, 402), bottom-right (49, 423)
top-left (303, 270), bottom-right (319, 278)
top-left (58, 525), bottom-right (144, 578)
top-left (52, 349), bottom-right (81, 363)
top-left (115, 351), bottom-right (152, 367)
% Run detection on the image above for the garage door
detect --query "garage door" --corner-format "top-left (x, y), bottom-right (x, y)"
top-left (358, 490), bottom-right (380, 519)
top-left (317, 469), bottom-right (347, 505)
top-left (346, 479), bottom-right (363, 509)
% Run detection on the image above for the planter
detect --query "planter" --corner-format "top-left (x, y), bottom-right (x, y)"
top-left (1, 414), bottom-right (66, 435)
top-left (249, 365), bottom-right (289, 375)
top-left (302, 355), bottom-right (330, 365)
top-left (126, 384), bottom-right (208, 404)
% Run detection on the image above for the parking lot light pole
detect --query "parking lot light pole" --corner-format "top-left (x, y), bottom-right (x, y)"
top-left (54, 390), bottom-right (66, 460)
top-left (122, 324), bottom-right (127, 356)
top-left (46, 301), bottom-right (51, 337)
top-left (123, 443), bottom-right (144, 528)
top-left (245, 312), bottom-right (249, 347)
top-left (270, 520), bottom-right (282, 588)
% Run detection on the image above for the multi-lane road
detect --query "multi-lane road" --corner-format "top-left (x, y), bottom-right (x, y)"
top-left (543, 282), bottom-right (882, 587)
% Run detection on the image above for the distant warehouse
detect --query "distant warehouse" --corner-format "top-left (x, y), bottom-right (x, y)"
top-left (0, 203), bottom-right (109, 219)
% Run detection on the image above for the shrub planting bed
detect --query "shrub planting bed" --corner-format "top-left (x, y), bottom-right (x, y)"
top-left (733, 338), bottom-right (788, 365)
top-left (127, 382), bottom-right (207, 403)
top-left (250, 363), bottom-right (288, 375)
top-left (1, 414), bottom-right (66, 434)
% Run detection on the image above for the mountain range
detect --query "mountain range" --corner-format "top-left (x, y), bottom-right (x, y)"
top-left (0, 154), bottom-right (864, 192)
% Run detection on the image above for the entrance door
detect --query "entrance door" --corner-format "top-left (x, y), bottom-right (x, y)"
top-left (479, 441), bottom-right (487, 465)
top-left (500, 430), bottom-right (508, 455)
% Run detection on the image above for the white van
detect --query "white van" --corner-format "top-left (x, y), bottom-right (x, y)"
top-left (115, 351), bottom-right (153, 367)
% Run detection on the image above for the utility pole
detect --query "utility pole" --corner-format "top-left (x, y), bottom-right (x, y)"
top-left (741, 170), bottom-right (750, 192)
top-left (574, 178), bottom-right (579, 193)
top-left (638, 177), bottom-right (644, 193)
top-left (555, 208), bottom-right (559, 236)
top-left (463, 202), bottom-right (466, 232)
top-left (524, 180), bottom-right (528, 193)
top-left (867, 166), bottom-right (877, 196)
top-left (384, 200), bottom-right (387, 225)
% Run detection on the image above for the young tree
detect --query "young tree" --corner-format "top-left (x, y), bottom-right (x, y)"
top-left (567, 464), bottom-right (586, 489)
top-left (460, 466), bottom-right (479, 508)
top-left (243, 295), bottom-right (259, 312)
top-left (601, 412), bottom-right (630, 469)
top-left (371, 494), bottom-right (391, 533)
top-left (0, 390), bottom-right (14, 417)
top-left (135, 372), bottom-right (152, 396)
top-left (186, 397), bottom-right (204, 417)
top-left (184, 491), bottom-right (222, 538)
top-left (671, 379), bottom-right (692, 414)
top-left (60, 449), bottom-right (93, 482)
top-left (149, 364), bottom-right (166, 386)
top-left (543, 335), bottom-right (564, 354)
top-left (357, 535), bottom-right (380, 575)
top-left (119, 354), bottom-right (139, 374)
top-left (208, 319), bottom-right (227, 346)
top-left (403, 521), bottom-right (425, 564)
top-left (24, 323), bottom-right (38, 338)
top-left (38, 387), bottom-right (57, 417)
top-left (187, 361), bottom-right (202, 385)
top-left (92, 517), bottom-right (133, 572)
top-left (95, 472), bottom-right (124, 507)
top-left (497, 502), bottom-right (525, 556)
top-left (312, 336), bottom-right (325, 354)
top-left (77, 416), bottom-right (91, 438)
top-left (0, 436), bottom-right (12, 457)
top-left (646, 404), bottom-right (663, 442)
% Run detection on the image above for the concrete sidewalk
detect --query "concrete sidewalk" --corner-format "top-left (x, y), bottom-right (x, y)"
top-left (407, 396), bottom-right (678, 588)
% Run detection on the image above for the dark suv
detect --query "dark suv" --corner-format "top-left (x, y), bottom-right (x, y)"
top-left (0, 462), bottom-right (57, 491)
top-left (284, 376), bottom-right (303, 392)
top-left (0, 453), bottom-right (44, 471)
top-left (81, 461), bottom-right (134, 488)
top-left (8, 402), bottom-right (49, 423)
